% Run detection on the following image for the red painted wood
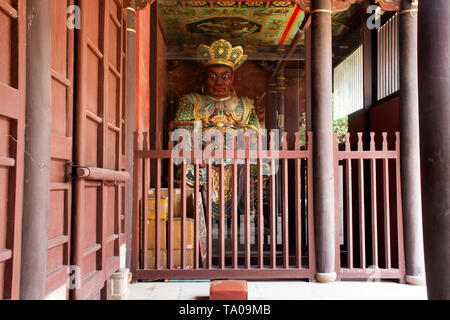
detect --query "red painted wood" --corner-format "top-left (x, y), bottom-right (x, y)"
top-left (220, 156), bottom-right (225, 269)
top-left (131, 132), bottom-right (142, 278)
top-left (73, 0), bottom-right (126, 300)
top-left (370, 133), bottom-right (379, 268)
top-left (383, 147), bottom-right (392, 269)
top-left (333, 133), bottom-right (341, 279)
top-left (394, 132), bottom-right (406, 282)
top-left (181, 161), bottom-right (187, 269)
top-left (269, 134), bottom-right (277, 269)
top-left (207, 160), bottom-right (213, 269)
top-left (135, 5), bottom-right (150, 132)
top-left (168, 133), bottom-right (174, 269)
top-left (0, 0), bottom-right (26, 300)
top-left (142, 133), bottom-right (149, 270)
top-left (307, 132), bottom-right (315, 278)
top-left (132, 131), bottom-right (316, 281)
top-left (244, 134), bottom-right (251, 269)
top-left (294, 133), bottom-right (302, 269)
top-left (357, 134), bottom-right (366, 269)
top-left (134, 268), bottom-right (314, 281)
top-left (336, 132), bottom-right (405, 281)
top-left (282, 132), bottom-right (289, 268)
top-left (155, 157), bottom-right (162, 269)
top-left (257, 134), bottom-right (264, 268)
top-left (232, 136), bottom-right (239, 269)
top-left (346, 157), bottom-right (353, 269)
top-left (194, 160), bottom-right (200, 270)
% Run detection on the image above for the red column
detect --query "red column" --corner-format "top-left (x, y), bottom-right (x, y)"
top-left (135, 4), bottom-right (150, 132)
top-left (311, 0), bottom-right (336, 283)
top-left (125, 2), bottom-right (137, 269)
top-left (399, 0), bottom-right (425, 286)
top-left (418, 0), bottom-right (450, 300)
top-left (20, 0), bottom-right (52, 299)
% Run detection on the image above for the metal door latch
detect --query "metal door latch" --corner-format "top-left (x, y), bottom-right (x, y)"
top-left (65, 161), bottom-right (91, 182)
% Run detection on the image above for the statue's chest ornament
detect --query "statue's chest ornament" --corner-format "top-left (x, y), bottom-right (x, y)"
top-left (193, 94), bottom-right (251, 134)
top-left (200, 101), bottom-right (243, 123)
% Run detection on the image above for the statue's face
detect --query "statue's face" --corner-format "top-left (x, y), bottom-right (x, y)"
top-left (205, 65), bottom-right (234, 99)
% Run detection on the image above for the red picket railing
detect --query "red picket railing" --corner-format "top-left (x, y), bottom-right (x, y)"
top-left (131, 130), bottom-right (316, 281)
top-left (334, 132), bottom-right (406, 283)
top-left (130, 130), bottom-right (406, 283)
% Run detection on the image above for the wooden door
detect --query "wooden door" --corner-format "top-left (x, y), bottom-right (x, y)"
top-left (0, 0), bottom-right (26, 300)
top-left (72, 0), bottom-right (128, 300)
top-left (46, 0), bottom-right (75, 298)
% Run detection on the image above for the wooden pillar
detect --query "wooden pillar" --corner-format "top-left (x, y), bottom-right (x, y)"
top-left (20, 0), bottom-right (52, 300)
top-left (398, 0), bottom-right (425, 286)
top-left (276, 69), bottom-right (286, 131)
top-left (311, 0), bottom-right (336, 283)
top-left (306, 27), bottom-right (312, 132)
top-left (149, 1), bottom-right (159, 149)
top-left (418, 0), bottom-right (450, 299)
top-left (276, 68), bottom-right (286, 215)
top-left (266, 82), bottom-right (278, 131)
top-left (149, 1), bottom-right (158, 189)
top-left (125, 3), bottom-right (137, 269)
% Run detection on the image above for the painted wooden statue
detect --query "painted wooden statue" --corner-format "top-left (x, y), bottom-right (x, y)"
top-left (172, 39), bottom-right (262, 219)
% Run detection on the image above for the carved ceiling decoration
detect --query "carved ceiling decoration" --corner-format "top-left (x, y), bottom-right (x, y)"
top-left (158, 1), bottom-right (306, 49)
top-left (126, 1), bottom-right (400, 12)
top-left (294, 0), bottom-right (400, 12)
top-left (123, 1), bottom-right (364, 60)
top-left (124, 1), bottom-right (399, 63)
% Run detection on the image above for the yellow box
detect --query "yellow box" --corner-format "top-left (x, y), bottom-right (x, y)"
top-left (171, 249), bottom-right (194, 268)
top-left (147, 218), bottom-right (167, 249)
top-left (171, 218), bottom-right (194, 250)
top-left (147, 249), bottom-right (167, 269)
top-left (148, 188), bottom-right (195, 218)
top-left (147, 196), bottom-right (169, 220)
top-left (146, 249), bottom-right (194, 269)
top-left (146, 218), bottom-right (195, 251)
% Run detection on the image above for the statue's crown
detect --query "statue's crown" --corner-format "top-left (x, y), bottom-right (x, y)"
top-left (197, 39), bottom-right (248, 71)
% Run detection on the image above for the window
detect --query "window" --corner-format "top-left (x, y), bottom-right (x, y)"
top-left (333, 45), bottom-right (364, 120)
top-left (377, 13), bottom-right (399, 100)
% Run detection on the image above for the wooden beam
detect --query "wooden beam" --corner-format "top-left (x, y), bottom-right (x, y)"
top-left (271, 13), bottom-right (311, 80)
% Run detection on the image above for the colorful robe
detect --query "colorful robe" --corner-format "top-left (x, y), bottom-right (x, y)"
top-left (172, 92), bottom-right (262, 219)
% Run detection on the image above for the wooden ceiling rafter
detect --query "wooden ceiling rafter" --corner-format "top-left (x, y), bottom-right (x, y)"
top-left (374, 0), bottom-right (400, 11)
top-left (271, 11), bottom-right (310, 78)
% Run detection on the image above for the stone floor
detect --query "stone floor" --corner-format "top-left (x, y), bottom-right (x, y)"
top-left (127, 280), bottom-right (428, 300)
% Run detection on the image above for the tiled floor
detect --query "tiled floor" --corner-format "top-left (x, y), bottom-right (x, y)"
top-left (127, 280), bottom-right (427, 300)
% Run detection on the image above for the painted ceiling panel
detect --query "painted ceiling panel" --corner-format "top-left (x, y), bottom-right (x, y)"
top-left (157, 1), bottom-right (361, 62)
top-left (158, 1), bottom-right (305, 49)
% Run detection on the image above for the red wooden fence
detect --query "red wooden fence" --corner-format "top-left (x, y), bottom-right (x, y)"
top-left (131, 130), bottom-right (406, 283)
top-left (131, 131), bottom-right (316, 281)
top-left (334, 132), bottom-right (406, 283)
